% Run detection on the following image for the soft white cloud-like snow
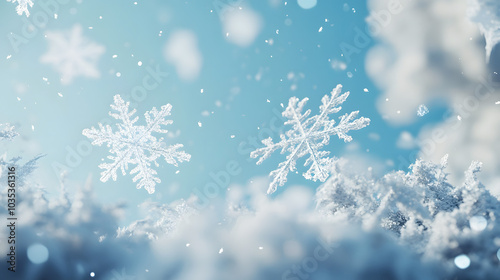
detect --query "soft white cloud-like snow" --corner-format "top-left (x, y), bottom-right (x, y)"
top-left (221, 6), bottom-right (263, 47)
top-left (40, 24), bottom-right (105, 85)
top-left (163, 30), bottom-right (203, 81)
top-left (366, 0), bottom-right (487, 124)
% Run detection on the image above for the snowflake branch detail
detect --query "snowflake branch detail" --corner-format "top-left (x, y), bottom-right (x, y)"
top-left (7, 0), bottom-right (33, 17)
top-left (83, 95), bottom-right (191, 194)
top-left (250, 84), bottom-right (370, 194)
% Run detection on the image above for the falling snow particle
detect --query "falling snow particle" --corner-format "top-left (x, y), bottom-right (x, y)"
top-left (230, 135), bottom-right (235, 139)
top-left (116, 72), bottom-right (121, 77)
top-left (318, 26), bottom-right (323, 32)
top-left (219, 248), bottom-right (224, 254)
top-left (417, 104), bottom-right (429, 117)
top-left (198, 122), bottom-right (202, 127)
top-left (90, 272), bottom-right (95, 277)
top-left (201, 89), bottom-right (204, 93)
top-left (495, 101), bottom-right (500, 105)
top-left (363, 88), bottom-right (369, 93)
top-left (457, 115), bottom-right (462, 121)
top-left (138, 61), bottom-right (142, 66)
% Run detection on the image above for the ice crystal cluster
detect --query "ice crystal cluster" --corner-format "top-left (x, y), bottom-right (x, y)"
top-left (316, 156), bottom-right (500, 279)
top-left (251, 84), bottom-right (370, 194)
top-left (83, 95), bottom-right (191, 194)
top-left (0, 123), bottom-right (18, 141)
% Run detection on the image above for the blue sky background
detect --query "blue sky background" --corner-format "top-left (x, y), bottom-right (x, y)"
top-left (0, 0), bottom-right (446, 225)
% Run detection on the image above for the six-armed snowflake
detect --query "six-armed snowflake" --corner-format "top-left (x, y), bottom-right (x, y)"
top-left (251, 84), bottom-right (370, 194)
top-left (83, 95), bottom-right (191, 194)
top-left (40, 24), bottom-right (105, 85)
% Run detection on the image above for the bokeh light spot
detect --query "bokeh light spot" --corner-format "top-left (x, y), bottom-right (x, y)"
top-left (469, 216), bottom-right (487, 231)
top-left (297, 0), bottom-right (317, 10)
top-left (27, 243), bottom-right (49, 264)
top-left (454, 254), bottom-right (470, 269)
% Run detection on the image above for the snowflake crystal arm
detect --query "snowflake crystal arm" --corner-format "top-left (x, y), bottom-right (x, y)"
top-left (250, 84), bottom-right (370, 194)
top-left (7, 0), bottom-right (33, 17)
top-left (82, 95), bottom-right (190, 194)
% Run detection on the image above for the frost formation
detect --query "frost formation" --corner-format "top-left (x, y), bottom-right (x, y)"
top-left (0, 123), bottom-right (18, 141)
top-left (40, 24), bottom-right (105, 85)
top-left (82, 95), bottom-right (191, 194)
top-left (6, 0), bottom-right (33, 16)
top-left (316, 156), bottom-right (500, 279)
top-left (251, 84), bottom-right (370, 194)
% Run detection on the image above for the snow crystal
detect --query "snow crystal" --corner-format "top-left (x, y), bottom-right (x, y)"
top-left (251, 84), bottom-right (370, 194)
top-left (40, 25), bottom-right (105, 85)
top-left (7, 0), bottom-right (33, 17)
top-left (0, 123), bottom-right (18, 140)
top-left (82, 95), bottom-right (191, 194)
top-left (417, 104), bottom-right (429, 117)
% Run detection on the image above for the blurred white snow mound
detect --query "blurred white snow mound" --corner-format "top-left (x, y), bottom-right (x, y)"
top-left (468, 0), bottom-right (500, 61)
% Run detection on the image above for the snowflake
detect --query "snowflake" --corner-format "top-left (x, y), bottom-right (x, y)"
top-left (250, 84), bottom-right (370, 194)
top-left (0, 123), bottom-right (18, 141)
top-left (417, 104), bottom-right (429, 117)
top-left (82, 95), bottom-right (191, 194)
top-left (7, 0), bottom-right (33, 17)
top-left (40, 24), bottom-right (105, 85)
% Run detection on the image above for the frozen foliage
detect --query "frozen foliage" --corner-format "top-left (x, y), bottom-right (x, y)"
top-left (0, 123), bottom-right (18, 140)
top-left (0, 154), bottom-right (44, 186)
top-left (316, 156), bottom-right (500, 279)
top-left (82, 95), bottom-right (191, 194)
top-left (117, 200), bottom-right (196, 240)
top-left (40, 24), bottom-right (105, 85)
top-left (251, 84), bottom-right (370, 194)
top-left (468, 0), bottom-right (500, 61)
top-left (6, 0), bottom-right (33, 16)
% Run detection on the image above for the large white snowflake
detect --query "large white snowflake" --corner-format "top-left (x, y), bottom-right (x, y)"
top-left (40, 24), bottom-right (105, 85)
top-left (7, 0), bottom-right (33, 16)
top-left (251, 84), bottom-right (370, 194)
top-left (82, 95), bottom-right (191, 194)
